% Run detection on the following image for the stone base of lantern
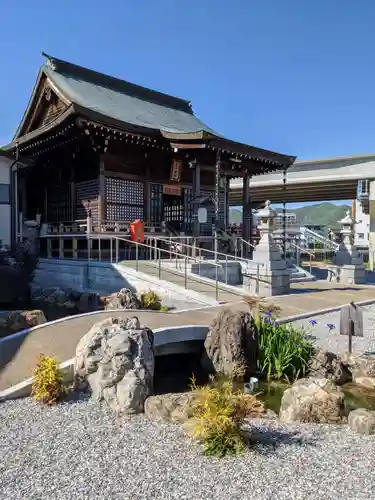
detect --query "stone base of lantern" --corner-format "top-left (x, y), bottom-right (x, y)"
top-left (243, 267), bottom-right (290, 296)
top-left (327, 264), bottom-right (366, 285)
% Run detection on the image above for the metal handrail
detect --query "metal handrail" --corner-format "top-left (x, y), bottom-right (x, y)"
top-left (146, 234), bottom-right (264, 269)
top-left (301, 227), bottom-right (339, 250)
top-left (289, 241), bottom-right (315, 273)
top-left (104, 235), bottom-right (225, 301)
top-left (145, 234), bottom-right (263, 294)
top-left (290, 241), bottom-right (315, 258)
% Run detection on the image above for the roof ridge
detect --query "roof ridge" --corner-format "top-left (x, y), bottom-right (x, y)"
top-left (41, 52), bottom-right (193, 114)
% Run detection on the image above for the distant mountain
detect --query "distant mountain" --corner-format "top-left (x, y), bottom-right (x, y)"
top-left (229, 202), bottom-right (350, 229)
top-left (292, 203), bottom-right (350, 229)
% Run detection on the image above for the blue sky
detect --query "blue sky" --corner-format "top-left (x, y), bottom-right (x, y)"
top-left (1, 0), bottom-right (373, 208)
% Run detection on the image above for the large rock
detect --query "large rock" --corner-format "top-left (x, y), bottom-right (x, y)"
top-left (309, 350), bottom-right (352, 385)
top-left (202, 308), bottom-right (258, 379)
top-left (348, 408), bottom-right (375, 435)
top-left (342, 353), bottom-right (375, 389)
top-left (0, 309), bottom-right (47, 338)
top-left (279, 377), bottom-right (345, 424)
top-left (103, 288), bottom-right (141, 310)
top-left (74, 316), bottom-right (154, 414)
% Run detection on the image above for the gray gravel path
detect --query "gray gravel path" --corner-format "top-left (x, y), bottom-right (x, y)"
top-left (1, 394), bottom-right (374, 500)
top-left (288, 304), bottom-right (375, 355)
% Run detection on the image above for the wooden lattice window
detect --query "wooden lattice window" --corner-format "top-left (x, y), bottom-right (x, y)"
top-left (105, 177), bottom-right (144, 221)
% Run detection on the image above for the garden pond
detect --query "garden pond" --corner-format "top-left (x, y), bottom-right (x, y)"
top-left (154, 352), bottom-right (375, 415)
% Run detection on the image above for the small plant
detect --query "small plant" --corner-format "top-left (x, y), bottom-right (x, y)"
top-left (159, 305), bottom-right (169, 312)
top-left (140, 290), bottom-right (162, 310)
top-left (186, 375), bottom-right (264, 457)
top-left (255, 312), bottom-right (315, 382)
top-left (32, 354), bottom-right (65, 405)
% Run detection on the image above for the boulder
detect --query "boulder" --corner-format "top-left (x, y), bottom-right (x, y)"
top-left (103, 288), bottom-right (141, 310)
top-left (74, 316), bottom-right (154, 414)
top-left (279, 377), bottom-right (345, 424)
top-left (144, 391), bottom-right (269, 424)
top-left (144, 392), bottom-right (198, 423)
top-left (309, 350), bottom-right (352, 385)
top-left (202, 308), bottom-right (258, 379)
top-left (342, 353), bottom-right (375, 389)
top-left (0, 309), bottom-right (47, 338)
top-left (348, 408), bottom-right (375, 435)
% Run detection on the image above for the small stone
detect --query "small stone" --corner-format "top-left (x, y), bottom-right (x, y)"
top-left (348, 408), bottom-right (375, 435)
top-left (354, 377), bottom-right (375, 389)
top-left (342, 353), bottom-right (375, 385)
top-left (309, 349), bottom-right (352, 385)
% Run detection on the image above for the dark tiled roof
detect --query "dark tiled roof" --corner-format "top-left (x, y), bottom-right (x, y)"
top-left (43, 53), bottom-right (216, 134)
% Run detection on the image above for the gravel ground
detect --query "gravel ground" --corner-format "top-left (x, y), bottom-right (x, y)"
top-left (1, 394), bottom-right (374, 500)
top-left (288, 304), bottom-right (375, 355)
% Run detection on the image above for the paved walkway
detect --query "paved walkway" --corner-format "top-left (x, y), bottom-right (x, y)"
top-left (1, 281), bottom-right (375, 392)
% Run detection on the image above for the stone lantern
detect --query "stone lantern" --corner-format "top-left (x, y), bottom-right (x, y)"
top-left (328, 210), bottom-right (366, 284)
top-left (244, 200), bottom-right (290, 296)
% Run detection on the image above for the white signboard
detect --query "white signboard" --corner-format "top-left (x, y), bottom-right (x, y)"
top-left (197, 207), bottom-right (207, 223)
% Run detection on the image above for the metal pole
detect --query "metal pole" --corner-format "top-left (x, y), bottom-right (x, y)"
top-left (215, 264), bottom-right (219, 301)
top-left (115, 238), bottom-right (119, 263)
top-left (225, 255), bottom-right (228, 284)
top-left (282, 167), bottom-right (287, 261)
top-left (184, 256), bottom-right (187, 289)
top-left (214, 149), bottom-right (221, 262)
top-left (256, 264), bottom-right (260, 295)
top-left (349, 319), bottom-right (354, 353)
top-left (158, 248), bottom-right (161, 279)
top-left (136, 241), bottom-right (139, 271)
top-left (98, 237), bottom-right (101, 261)
top-left (110, 237), bottom-right (113, 263)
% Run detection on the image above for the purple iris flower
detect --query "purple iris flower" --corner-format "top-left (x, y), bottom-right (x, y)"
top-left (325, 323), bottom-right (335, 331)
top-left (263, 316), bottom-right (271, 323)
top-left (274, 321), bottom-right (279, 327)
top-left (309, 319), bottom-right (317, 326)
top-left (266, 312), bottom-right (272, 317)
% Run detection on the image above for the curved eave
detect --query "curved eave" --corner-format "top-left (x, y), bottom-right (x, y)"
top-left (3, 105), bottom-right (75, 152)
top-left (162, 131), bottom-right (295, 167)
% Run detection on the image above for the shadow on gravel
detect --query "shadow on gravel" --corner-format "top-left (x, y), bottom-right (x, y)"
top-left (248, 428), bottom-right (318, 454)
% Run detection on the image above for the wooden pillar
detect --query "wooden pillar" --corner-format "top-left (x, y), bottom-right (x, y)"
top-left (70, 163), bottom-right (76, 222)
top-left (192, 160), bottom-right (201, 237)
top-left (242, 171), bottom-right (251, 245)
top-left (145, 166), bottom-right (151, 225)
top-left (98, 158), bottom-right (106, 226)
top-left (214, 150), bottom-right (221, 259)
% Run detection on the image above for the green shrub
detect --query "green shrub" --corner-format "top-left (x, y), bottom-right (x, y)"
top-left (140, 290), bottom-right (162, 310)
top-left (159, 305), bottom-right (169, 312)
top-left (255, 312), bottom-right (315, 382)
top-left (186, 376), bottom-right (264, 457)
top-left (32, 354), bottom-right (65, 405)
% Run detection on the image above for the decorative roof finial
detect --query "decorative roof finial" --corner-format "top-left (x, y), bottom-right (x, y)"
top-left (265, 200), bottom-right (271, 208)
